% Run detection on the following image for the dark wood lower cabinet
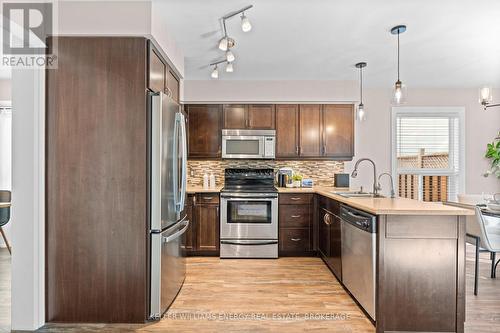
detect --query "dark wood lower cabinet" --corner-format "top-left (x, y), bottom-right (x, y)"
top-left (184, 193), bottom-right (220, 255)
top-left (196, 204), bottom-right (219, 252)
top-left (279, 194), bottom-right (313, 256)
top-left (318, 196), bottom-right (342, 280)
top-left (376, 215), bottom-right (465, 333)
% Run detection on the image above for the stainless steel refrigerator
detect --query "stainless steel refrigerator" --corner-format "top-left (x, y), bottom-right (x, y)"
top-left (149, 91), bottom-right (188, 319)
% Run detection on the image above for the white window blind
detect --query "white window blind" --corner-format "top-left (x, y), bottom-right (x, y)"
top-left (392, 107), bottom-right (465, 202)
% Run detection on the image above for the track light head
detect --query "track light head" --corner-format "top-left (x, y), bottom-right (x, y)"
top-left (241, 13), bottom-right (252, 32)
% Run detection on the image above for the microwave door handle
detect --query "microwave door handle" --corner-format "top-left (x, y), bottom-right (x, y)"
top-left (178, 112), bottom-right (187, 212)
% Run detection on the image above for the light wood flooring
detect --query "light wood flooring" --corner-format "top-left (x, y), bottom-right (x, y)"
top-left (0, 245), bottom-right (498, 332)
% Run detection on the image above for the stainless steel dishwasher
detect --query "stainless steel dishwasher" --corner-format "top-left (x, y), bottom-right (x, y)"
top-left (340, 204), bottom-right (377, 320)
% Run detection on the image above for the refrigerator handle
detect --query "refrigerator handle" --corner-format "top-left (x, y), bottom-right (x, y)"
top-left (179, 112), bottom-right (188, 212)
top-left (150, 92), bottom-right (162, 232)
top-left (172, 112), bottom-right (180, 211)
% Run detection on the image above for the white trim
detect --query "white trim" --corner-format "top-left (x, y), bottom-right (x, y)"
top-left (11, 68), bottom-right (45, 331)
top-left (391, 106), bottom-right (466, 199)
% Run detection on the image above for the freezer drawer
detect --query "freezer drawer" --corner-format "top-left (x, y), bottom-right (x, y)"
top-left (150, 217), bottom-right (188, 319)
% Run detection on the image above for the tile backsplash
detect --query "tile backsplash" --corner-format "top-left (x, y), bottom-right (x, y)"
top-left (188, 160), bottom-right (345, 187)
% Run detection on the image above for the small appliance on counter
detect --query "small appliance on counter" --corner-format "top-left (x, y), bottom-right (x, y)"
top-left (301, 179), bottom-right (314, 188)
top-left (335, 173), bottom-right (350, 188)
top-left (276, 167), bottom-right (293, 187)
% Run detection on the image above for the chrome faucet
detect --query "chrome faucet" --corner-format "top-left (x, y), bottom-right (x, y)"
top-left (351, 158), bottom-right (381, 196)
top-left (378, 172), bottom-right (396, 198)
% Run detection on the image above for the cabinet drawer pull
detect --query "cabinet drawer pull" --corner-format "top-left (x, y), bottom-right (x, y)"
top-left (291, 215), bottom-right (301, 218)
top-left (202, 196), bottom-right (214, 200)
top-left (290, 197), bottom-right (301, 201)
top-left (291, 238), bottom-right (301, 242)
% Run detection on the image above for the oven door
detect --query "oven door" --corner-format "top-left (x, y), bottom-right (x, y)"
top-left (220, 195), bottom-right (278, 239)
top-left (222, 135), bottom-right (264, 159)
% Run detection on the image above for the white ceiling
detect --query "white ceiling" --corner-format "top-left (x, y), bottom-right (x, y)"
top-left (162, 0), bottom-right (500, 87)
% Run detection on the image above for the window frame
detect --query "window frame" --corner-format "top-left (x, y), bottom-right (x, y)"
top-left (391, 106), bottom-right (466, 201)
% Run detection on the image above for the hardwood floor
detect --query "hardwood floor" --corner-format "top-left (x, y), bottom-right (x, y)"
top-left (0, 245), bottom-right (498, 332)
top-left (0, 249), bottom-right (10, 333)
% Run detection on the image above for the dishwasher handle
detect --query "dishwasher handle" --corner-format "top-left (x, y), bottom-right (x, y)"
top-left (340, 205), bottom-right (377, 233)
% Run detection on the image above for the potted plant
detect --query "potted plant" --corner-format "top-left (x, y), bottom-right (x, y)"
top-left (292, 174), bottom-right (303, 188)
top-left (484, 131), bottom-right (500, 179)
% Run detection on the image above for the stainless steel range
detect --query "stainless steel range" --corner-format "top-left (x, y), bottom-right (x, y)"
top-left (220, 168), bottom-right (278, 258)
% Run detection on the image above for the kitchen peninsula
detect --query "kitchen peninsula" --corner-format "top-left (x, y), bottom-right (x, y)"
top-left (186, 185), bottom-right (473, 333)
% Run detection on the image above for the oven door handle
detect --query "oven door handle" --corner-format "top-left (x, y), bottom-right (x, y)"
top-left (220, 240), bottom-right (278, 246)
top-left (221, 197), bottom-right (276, 202)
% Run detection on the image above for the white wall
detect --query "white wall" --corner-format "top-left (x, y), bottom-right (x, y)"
top-left (0, 79), bottom-right (11, 248)
top-left (183, 80), bottom-right (500, 195)
top-left (8, 1), bottom-right (184, 330)
top-left (58, 0), bottom-right (184, 77)
top-left (0, 79), bottom-right (11, 101)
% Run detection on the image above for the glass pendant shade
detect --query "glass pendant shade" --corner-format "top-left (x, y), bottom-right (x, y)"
top-left (226, 50), bottom-right (235, 62)
top-left (226, 62), bottom-right (234, 73)
top-left (218, 37), bottom-right (228, 51)
top-left (357, 103), bottom-right (366, 121)
top-left (241, 14), bottom-right (252, 32)
top-left (211, 66), bottom-right (219, 79)
top-left (392, 80), bottom-right (407, 105)
top-left (479, 86), bottom-right (493, 106)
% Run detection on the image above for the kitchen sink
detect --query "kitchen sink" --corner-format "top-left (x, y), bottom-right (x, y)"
top-left (332, 191), bottom-right (384, 198)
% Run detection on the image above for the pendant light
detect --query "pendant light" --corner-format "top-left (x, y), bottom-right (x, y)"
top-left (226, 62), bottom-right (234, 73)
top-left (391, 25), bottom-right (407, 105)
top-left (355, 62), bottom-right (367, 121)
top-left (479, 86), bottom-right (500, 109)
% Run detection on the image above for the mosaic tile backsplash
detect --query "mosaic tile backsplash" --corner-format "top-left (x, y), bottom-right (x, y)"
top-left (188, 160), bottom-right (345, 187)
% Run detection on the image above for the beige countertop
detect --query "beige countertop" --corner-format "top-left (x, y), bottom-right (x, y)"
top-left (187, 186), bottom-right (223, 193)
top-left (186, 186), bottom-right (473, 216)
top-left (0, 202), bottom-right (11, 208)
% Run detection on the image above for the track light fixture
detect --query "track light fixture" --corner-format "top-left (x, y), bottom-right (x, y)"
top-left (391, 25), bottom-right (407, 105)
top-left (209, 59), bottom-right (230, 79)
top-left (355, 62), bottom-right (367, 122)
top-left (213, 5), bottom-right (253, 77)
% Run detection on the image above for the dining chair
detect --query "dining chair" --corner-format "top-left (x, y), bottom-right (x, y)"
top-left (473, 206), bottom-right (500, 287)
top-left (0, 190), bottom-right (11, 255)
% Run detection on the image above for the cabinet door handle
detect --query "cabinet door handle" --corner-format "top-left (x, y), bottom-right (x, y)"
top-left (323, 214), bottom-right (331, 225)
top-left (295, 146), bottom-right (299, 155)
top-left (290, 197), bottom-right (301, 201)
top-left (291, 215), bottom-right (301, 218)
top-left (291, 238), bottom-right (301, 242)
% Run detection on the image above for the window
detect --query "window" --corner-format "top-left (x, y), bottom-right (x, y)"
top-left (391, 107), bottom-right (465, 202)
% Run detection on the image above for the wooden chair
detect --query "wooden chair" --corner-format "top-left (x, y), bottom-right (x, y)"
top-left (0, 190), bottom-right (11, 254)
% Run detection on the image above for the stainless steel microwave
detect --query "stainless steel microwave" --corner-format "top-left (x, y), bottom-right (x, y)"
top-left (221, 129), bottom-right (275, 159)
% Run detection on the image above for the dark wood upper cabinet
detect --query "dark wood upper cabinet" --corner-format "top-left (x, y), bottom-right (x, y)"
top-left (299, 105), bottom-right (322, 157)
top-left (148, 47), bottom-right (166, 93)
top-left (223, 104), bottom-right (275, 129)
top-left (223, 104), bottom-right (247, 129)
top-left (322, 104), bottom-right (354, 158)
top-left (166, 67), bottom-right (180, 103)
top-left (276, 104), bottom-right (299, 158)
top-left (247, 104), bottom-right (275, 129)
top-left (187, 104), bottom-right (222, 158)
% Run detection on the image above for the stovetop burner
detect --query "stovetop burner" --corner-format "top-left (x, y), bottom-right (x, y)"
top-left (222, 168), bottom-right (277, 193)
